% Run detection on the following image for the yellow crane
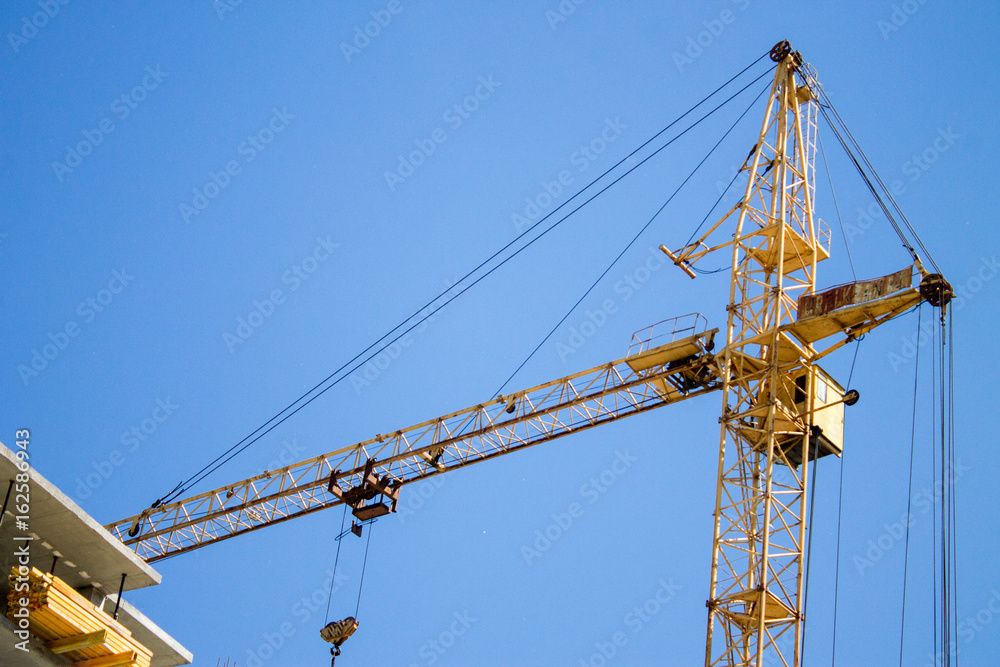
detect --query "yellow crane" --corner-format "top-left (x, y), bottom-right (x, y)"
top-left (108, 42), bottom-right (952, 666)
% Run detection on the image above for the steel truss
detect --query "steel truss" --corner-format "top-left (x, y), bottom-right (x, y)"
top-left (672, 45), bottom-right (825, 666)
top-left (108, 341), bottom-right (719, 561)
top-left (708, 51), bottom-right (821, 667)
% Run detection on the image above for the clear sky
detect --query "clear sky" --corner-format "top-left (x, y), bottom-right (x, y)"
top-left (3, 1), bottom-right (998, 665)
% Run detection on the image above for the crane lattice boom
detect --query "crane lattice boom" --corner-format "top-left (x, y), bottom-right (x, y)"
top-left (109, 323), bottom-right (720, 561)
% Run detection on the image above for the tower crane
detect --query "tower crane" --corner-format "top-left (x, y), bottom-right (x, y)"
top-left (107, 42), bottom-right (952, 666)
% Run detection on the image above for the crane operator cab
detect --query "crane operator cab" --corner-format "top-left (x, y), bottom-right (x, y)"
top-left (748, 364), bottom-right (850, 467)
top-left (321, 616), bottom-right (359, 665)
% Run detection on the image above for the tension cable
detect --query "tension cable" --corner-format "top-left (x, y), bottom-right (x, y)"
top-left (147, 51), bottom-right (775, 508)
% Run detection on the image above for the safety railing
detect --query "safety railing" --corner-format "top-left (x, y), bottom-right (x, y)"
top-left (627, 313), bottom-right (709, 357)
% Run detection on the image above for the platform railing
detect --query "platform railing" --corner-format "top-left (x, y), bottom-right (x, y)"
top-left (627, 312), bottom-right (708, 357)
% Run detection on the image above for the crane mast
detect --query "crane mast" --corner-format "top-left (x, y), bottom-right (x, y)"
top-left (660, 42), bottom-right (923, 666)
top-left (663, 42), bottom-right (843, 665)
top-left (707, 45), bottom-right (822, 666)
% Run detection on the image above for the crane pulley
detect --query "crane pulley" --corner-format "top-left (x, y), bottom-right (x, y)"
top-left (328, 457), bottom-right (401, 522)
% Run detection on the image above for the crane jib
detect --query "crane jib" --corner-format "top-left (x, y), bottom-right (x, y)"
top-left (107, 327), bottom-right (722, 561)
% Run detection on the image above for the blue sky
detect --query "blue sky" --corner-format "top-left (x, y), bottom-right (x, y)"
top-left (3, 1), bottom-right (998, 665)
